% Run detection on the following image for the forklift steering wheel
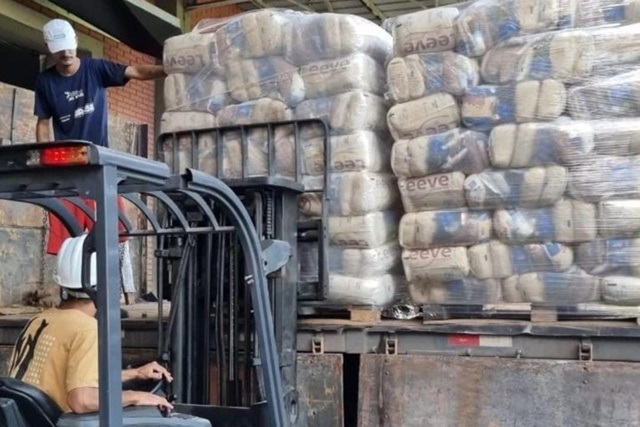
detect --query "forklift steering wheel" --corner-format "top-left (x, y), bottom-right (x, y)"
top-left (149, 376), bottom-right (175, 403)
top-left (149, 378), bottom-right (165, 396)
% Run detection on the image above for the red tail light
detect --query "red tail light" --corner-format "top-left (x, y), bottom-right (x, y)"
top-left (40, 146), bottom-right (89, 166)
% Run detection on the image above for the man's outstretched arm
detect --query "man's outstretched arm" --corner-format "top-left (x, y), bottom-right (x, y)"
top-left (124, 65), bottom-right (166, 81)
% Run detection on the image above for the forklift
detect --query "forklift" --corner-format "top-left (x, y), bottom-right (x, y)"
top-left (0, 118), bottom-right (330, 427)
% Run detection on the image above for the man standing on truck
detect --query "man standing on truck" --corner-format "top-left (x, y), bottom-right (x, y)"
top-left (34, 18), bottom-right (167, 299)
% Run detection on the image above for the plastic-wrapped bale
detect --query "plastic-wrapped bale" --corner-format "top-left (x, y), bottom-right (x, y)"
top-left (297, 241), bottom-right (402, 281)
top-left (295, 91), bottom-right (389, 136)
top-left (402, 246), bottom-right (471, 282)
top-left (298, 233), bottom-right (404, 309)
top-left (283, 13), bottom-right (393, 66)
top-left (297, 172), bottom-right (400, 216)
top-left (225, 56), bottom-right (305, 106)
top-left (387, 93), bottom-right (461, 140)
top-left (598, 200), bottom-right (640, 237)
top-left (568, 70), bottom-right (640, 120)
top-left (480, 29), bottom-right (596, 85)
top-left (463, 165), bottom-right (568, 209)
top-left (212, 9), bottom-right (292, 63)
top-left (424, 21), bottom-right (640, 86)
top-left (386, 51), bottom-right (480, 103)
top-left (329, 210), bottom-right (400, 250)
top-left (398, 172), bottom-right (467, 212)
top-left (460, 79), bottom-right (567, 131)
top-left (590, 118), bottom-right (640, 156)
top-left (325, 274), bottom-right (403, 307)
top-left (384, 6), bottom-right (468, 57)
top-left (468, 241), bottom-right (574, 279)
top-left (217, 98), bottom-right (293, 126)
top-left (159, 111), bottom-right (216, 134)
top-left (576, 238), bottom-right (640, 276)
top-left (163, 31), bottom-right (223, 75)
top-left (391, 128), bottom-right (490, 178)
top-left (478, 24), bottom-right (640, 85)
top-left (164, 73), bottom-right (229, 113)
top-left (300, 53), bottom-right (387, 99)
top-left (299, 131), bottom-right (392, 178)
top-left (325, 210), bottom-right (404, 310)
top-left (455, 0), bottom-right (640, 58)
top-left (488, 118), bottom-right (640, 168)
top-left (408, 277), bottom-right (502, 304)
top-left (502, 266), bottom-right (601, 304)
top-left (493, 198), bottom-right (598, 244)
top-left (399, 208), bottom-right (493, 249)
top-left (487, 120), bottom-right (595, 168)
top-left (328, 242), bottom-right (403, 278)
top-left (601, 276), bottom-right (640, 305)
top-left (568, 155), bottom-right (640, 202)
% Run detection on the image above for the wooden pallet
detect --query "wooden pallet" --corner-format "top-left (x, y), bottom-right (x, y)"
top-left (298, 304), bottom-right (382, 323)
top-left (422, 303), bottom-right (640, 324)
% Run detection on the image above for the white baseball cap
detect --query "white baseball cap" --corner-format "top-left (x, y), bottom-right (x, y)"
top-left (43, 19), bottom-right (78, 53)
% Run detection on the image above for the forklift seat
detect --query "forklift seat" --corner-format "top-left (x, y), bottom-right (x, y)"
top-left (0, 377), bottom-right (61, 427)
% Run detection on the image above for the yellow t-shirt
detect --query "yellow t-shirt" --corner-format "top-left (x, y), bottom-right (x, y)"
top-left (7, 308), bottom-right (99, 413)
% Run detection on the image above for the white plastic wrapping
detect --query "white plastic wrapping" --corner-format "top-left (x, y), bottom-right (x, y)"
top-left (391, 128), bottom-right (490, 178)
top-left (455, 0), bottom-right (640, 58)
top-left (294, 91), bottom-right (389, 135)
top-left (300, 53), bottom-right (387, 99)
top-left (383, 2), bottom-right (640, 311)
top-left (386, 52), bottom-right (479, 103)
top-left (460, 80), bottom-right (567, 131)
top-left (297, 172), bottom-right (399, 216)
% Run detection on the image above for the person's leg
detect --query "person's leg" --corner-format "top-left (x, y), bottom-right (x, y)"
top-left (119, 240), bottom-right (136, 304)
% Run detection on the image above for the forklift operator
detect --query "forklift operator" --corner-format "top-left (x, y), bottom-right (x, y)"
top-left (6, 235), bottom-right (174, 414)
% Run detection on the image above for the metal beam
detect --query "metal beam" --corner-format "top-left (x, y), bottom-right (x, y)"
top-left (281, 0), bottom-right (316, 12)
top-left (356, 0), bottom-right (387, 20)
top-left (185, 0), bottom-right (250, 8)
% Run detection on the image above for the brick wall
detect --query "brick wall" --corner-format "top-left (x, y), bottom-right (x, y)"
top-left (99, 36), bottom-right (158, 157)
top-left (186, 3), bottom-right (243, 29)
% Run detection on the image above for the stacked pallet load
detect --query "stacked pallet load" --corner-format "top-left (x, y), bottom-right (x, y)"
top-left (385, 0), bottom-right (640, 314)
top-left (159, 10), bottom-right (405, 314)
top-left (288, 13), bottom-right (406, 313)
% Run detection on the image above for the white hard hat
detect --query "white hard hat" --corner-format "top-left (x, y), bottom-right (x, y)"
top-left (53, 234), bottom-right (96, 299)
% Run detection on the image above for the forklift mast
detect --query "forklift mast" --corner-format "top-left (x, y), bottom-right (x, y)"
top-left (155, 118), bottom-right (331, 426)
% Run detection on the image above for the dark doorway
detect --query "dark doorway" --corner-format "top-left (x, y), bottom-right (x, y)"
top-left (0, 40), bottom-right (41, 91)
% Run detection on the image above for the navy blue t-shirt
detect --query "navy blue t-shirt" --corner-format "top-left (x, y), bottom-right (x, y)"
top-left (34, 58), bottom-right (129, 147)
